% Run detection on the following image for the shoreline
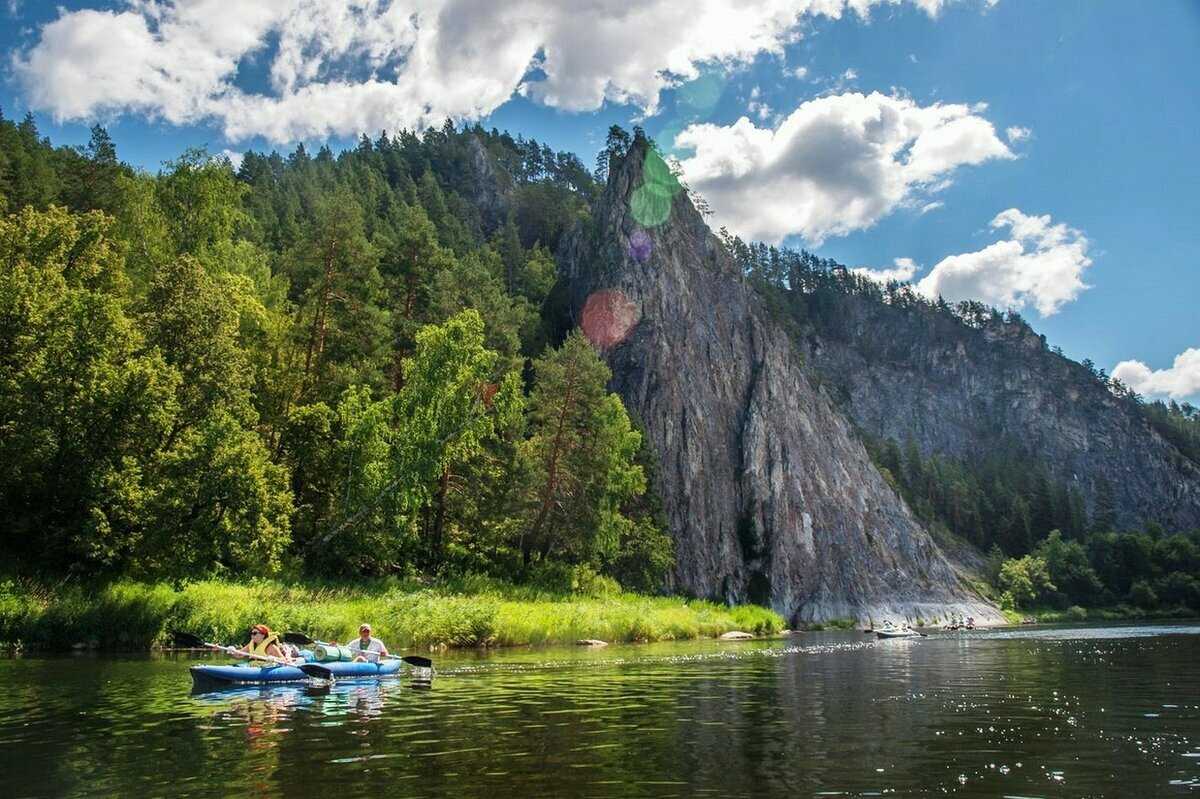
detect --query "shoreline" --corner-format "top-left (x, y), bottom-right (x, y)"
top-left (5, 577), bottom-right (1193, 655)
top-left (0, 577), bottom-right (785, 653)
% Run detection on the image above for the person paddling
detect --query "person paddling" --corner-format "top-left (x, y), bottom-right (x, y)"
top-left (228, 624), bottom-right (291, 663)
top-left (346, 624), bottom-right (389, 663)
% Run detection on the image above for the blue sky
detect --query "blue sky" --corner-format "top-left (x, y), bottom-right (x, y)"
top-left (2, 0), bottom-right (1197, 401)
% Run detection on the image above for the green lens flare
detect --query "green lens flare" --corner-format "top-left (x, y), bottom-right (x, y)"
top-left (631, 183), bottom-right (673, 227)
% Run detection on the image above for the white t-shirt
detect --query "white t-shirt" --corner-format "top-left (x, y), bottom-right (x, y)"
top-left (347, 636), bottom-right (387, 660)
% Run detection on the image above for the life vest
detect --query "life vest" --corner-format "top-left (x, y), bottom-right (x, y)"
top-left (246, 633), bottom-right (280, 657)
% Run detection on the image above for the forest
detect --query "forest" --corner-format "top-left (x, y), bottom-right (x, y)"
top-left (3, 110), bottom-right (1198, 616)
top-left (0, 111), bottom-right (671, 593)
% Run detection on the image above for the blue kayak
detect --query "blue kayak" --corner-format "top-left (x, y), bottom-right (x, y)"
top-left (191, 659), bottom-right (402, 687)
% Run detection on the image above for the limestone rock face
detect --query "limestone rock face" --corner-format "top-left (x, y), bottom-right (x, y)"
top-left (798, 293), bottom-right (1200, 532)
top-left (558, 138), bottom-right (1004, 627)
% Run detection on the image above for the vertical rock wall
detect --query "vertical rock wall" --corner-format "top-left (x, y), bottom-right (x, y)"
top-left (559, 139), bottom-right (1003, 626)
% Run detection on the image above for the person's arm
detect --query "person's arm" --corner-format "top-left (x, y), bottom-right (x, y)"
top-left (266, 643), bottom-right (286, 660)
top-left (378, 640), bottom-right (389, 658)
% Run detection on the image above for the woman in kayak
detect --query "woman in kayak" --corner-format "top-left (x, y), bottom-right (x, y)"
top-left (233, 624), bottom-right (291, 662)
top-left (346, 623), bottom-right (389, 663)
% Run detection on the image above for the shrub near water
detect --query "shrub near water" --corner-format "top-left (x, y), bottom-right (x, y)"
top-left (0, 578), bottom-right (784, 651)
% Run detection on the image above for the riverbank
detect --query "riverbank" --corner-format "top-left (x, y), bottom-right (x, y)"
top-left (1000, 604), bottom-right (1197, 625)
top-left (0, 577), bottom-right (784, 652)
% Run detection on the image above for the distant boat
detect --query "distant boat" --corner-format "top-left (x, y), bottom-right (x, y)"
top-left (876, 628), bottom-right (921, 639)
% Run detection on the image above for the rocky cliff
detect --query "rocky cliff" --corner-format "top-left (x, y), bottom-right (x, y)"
top-left (558, 137), bottom-right (1004, 626)
top-left (796, 289), bottom-right (1200, 532)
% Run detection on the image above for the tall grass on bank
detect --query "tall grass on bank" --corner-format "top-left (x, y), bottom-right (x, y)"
top-left (0, 577), bottom-right (784, 651)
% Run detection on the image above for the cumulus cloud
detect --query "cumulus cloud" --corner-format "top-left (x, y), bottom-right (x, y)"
top-left (1112, 349), bottom-right (1200, 401)
top-left (915, 209), bottom-right (1091, 316)
top-left (673, 91), bottom-right (1013, 243)
top-left (852, 257), bottom-right (919, 283)
top-left (13, 0), bottom-right (973, 144)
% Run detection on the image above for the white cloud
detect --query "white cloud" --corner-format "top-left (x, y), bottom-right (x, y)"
top-left (15, 0), bottom-right (985, 144)
top-left (747, 86), bottom-right (772, 120)
top-left (1006, 125), bottom-right (1032, 143)
top-left (852, 257), bottom-right (919, 283)
top-left (673, 91), bottom-right (1014, 243)
top-left (1113, 349), bottom-right (1200, 401)
top-left (919, 200), bottom-right (944, 214)
top-left (791, 65), bottom-right (809, 79)
top-left (915, 208), bottom-right (1091, 316)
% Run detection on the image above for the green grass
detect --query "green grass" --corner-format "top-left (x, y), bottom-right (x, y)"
top-left (0, 577), bottom-right (785, 651)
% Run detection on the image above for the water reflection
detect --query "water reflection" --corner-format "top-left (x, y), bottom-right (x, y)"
top-left (1, 625), bottom-right (1198, 797)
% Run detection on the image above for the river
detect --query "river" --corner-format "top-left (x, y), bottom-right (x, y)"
top-left (1, 623), bottom-right (1197, 797)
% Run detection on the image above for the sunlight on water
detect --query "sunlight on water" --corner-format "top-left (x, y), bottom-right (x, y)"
top-left (0, 624), bottom-right (1197, 797)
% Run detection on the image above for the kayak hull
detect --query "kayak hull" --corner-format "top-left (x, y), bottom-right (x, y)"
top-left (876, 630), bottom-right (921, 639)
top-left (191, 659), bottom-right (402, 687)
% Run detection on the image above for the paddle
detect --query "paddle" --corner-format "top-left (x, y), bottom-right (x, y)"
top-left (171, 631), bottom-right (295, 666)
top-left (282, 631), bottom-right (433, 669)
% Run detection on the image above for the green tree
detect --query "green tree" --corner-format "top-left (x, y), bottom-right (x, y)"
top-left (375, 202), bottom-right (452, 388)
top-left (1035, 530), bottom-right (1103, 605)
top-left (519, 331), bottom-right (646, 569)
top-left (390, 310), bottom-right (523, 568)
top-left (0, 207), bottom-right (175, 571)
top-left (155, 148), bottom-right (248, 255)
top-left (140, 411), bottom-right (293, 577)
top-left (288, 188), bottom-right (389, 402)
top-left (998, 555), bottom-right (1055, 609)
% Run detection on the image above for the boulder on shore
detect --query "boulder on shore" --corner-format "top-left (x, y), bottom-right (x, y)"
top-left (576, 639), bottom-right (608, 647)
top-left (719, 631), bottom-right (754, 640)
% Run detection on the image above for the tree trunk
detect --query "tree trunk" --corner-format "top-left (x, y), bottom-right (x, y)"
top-left (526, 358), bottom-right (579, 553)
top-left (302, 237), bottom-right (338, 388)
top-left (430, 465), bottom-right (451, 567)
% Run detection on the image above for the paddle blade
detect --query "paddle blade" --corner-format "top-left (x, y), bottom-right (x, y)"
top-left (172, 631), bottom-right (206, 648)
top-left (282, 631), bottom-right (316, 646)
top-left (403, 655), bottom-right (433, 669)
top-left (299, 663), bottom-right (334, 680)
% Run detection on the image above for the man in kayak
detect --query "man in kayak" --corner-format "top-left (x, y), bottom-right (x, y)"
top-left (346, 623), bottom-right (389, 663)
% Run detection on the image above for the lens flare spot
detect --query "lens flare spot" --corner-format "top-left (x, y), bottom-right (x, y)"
top-left (581, 290), bottom-right (640, 349)
top-left (631, 149), bottom-right (685, 228)
top-left (628, 230), bottom-right (653, 263)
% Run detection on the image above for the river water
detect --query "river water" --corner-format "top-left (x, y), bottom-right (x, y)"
top-left (1, 623), bottom-right (1198, 797)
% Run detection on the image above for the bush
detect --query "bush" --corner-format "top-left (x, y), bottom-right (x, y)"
top-left (998, 556), bottom-right (1055, 609)
top-left (1128, 580), bottom-right (1158, 609)
top-left (1066, 605), bottom-right (1088, 621)
top-left (1156, 571), bottom-right (1200, 609)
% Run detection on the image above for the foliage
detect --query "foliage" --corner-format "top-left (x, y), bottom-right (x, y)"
top-left (994, 527), bottom-right (1200, 612)
top-left (518, 332), bottom-right (647, 569)
top-left (998, 556), bottom-right (1056, 609)
top-left (0, 577), bottom-right (784, 651)
top-left (0, 117), bottom-right (680, 599)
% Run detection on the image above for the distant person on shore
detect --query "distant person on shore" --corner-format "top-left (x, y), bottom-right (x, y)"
top-left (346, 624), bottom-right (389, 663)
